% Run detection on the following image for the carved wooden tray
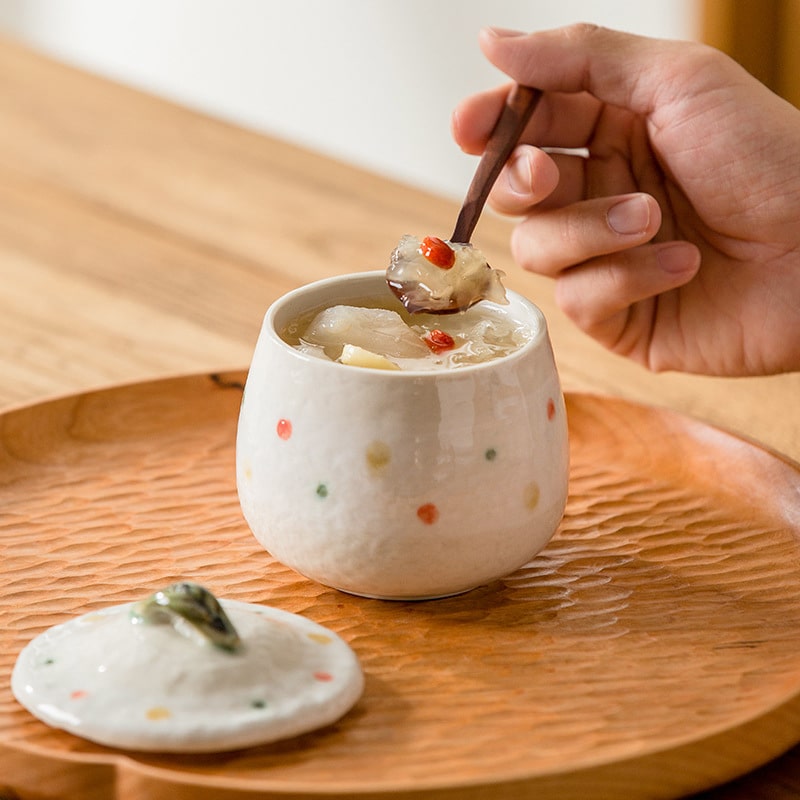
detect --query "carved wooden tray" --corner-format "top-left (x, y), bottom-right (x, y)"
top-left (2, 372), bottom-right (800, 800)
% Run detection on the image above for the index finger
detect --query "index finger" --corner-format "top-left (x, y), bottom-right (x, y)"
top-left (478, 24), bottom-right (687, 113)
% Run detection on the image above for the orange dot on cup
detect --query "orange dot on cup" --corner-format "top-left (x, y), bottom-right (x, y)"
top-left (417, 503), bottom-right (439, 525)
top-left (276, 418), bottom-right (292, 440)
top-left (547, 398), bottom-right (556, 420)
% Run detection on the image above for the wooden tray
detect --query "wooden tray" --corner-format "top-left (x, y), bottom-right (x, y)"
top-left (2, 372), bottom-right (800, 800)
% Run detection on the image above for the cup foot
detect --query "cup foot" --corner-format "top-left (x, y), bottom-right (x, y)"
top-left (333, 585), bottom-right (476, 603)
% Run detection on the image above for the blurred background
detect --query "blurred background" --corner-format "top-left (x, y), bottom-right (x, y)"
top-left (0, 1), bottom-right (796, 199)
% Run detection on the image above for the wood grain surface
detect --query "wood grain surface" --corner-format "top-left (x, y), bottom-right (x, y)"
top-left (2, 373), bottom-right (800, 799)
top-left (0, 35), bottom-right (798, 465)
top-left (1, 34), bottom-right (800, 799)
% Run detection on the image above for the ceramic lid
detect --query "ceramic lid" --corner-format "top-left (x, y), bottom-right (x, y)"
top-left (11, 583), bottom-right (364, 752)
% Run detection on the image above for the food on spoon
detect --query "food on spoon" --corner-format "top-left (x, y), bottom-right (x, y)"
top-left (12, 582), bottom-right (363, 752)
top-left (386, 234), bottom-right (508, 313)
top-left (284, 299), bottom-right (532, 371)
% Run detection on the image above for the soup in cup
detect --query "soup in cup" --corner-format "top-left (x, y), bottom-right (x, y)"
top-left (236, 271), bottom-right (568, 600)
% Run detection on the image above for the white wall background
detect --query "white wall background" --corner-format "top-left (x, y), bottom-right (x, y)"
top-left (0, 1), bottom-right (698, 199)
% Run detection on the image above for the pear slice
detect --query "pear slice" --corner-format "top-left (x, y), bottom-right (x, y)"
top-left (340, 344), bottom-right (400, 371)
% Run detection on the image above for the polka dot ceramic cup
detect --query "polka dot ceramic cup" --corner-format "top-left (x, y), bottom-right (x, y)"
top-left (236, 271), bottom-right (568, 600)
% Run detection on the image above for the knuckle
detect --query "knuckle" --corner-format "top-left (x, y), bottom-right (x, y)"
top-left (510, 223), bottom-right (537, 271)
top-left (555, 255), bottom-right (632, 329)
top-left (557, 207), bottom-right (596, 250)
top-left (554, 271), bottom-right (590, 323)
top-left (561, 22), bottom-right (605, 43)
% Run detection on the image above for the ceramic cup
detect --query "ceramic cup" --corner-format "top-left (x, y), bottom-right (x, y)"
top-left (236, 271), bottom-right (569, 600)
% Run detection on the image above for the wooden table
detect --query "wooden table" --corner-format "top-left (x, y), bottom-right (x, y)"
top-left (0, 35), bottom-right (798, 799)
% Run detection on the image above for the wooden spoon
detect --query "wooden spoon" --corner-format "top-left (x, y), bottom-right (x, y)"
top-left (451, 84), bottom-right (542, 244)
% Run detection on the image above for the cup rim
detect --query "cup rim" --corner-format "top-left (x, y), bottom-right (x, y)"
top-left (264, 270), bottom-right (548, 377)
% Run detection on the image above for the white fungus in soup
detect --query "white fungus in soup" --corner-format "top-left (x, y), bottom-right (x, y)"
top-left (282, 300), bottom-right (533, 371)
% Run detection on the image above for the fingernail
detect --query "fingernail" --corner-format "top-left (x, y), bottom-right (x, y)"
top-left (483, 26), bottom-right (525, 38)
top-left (607, 196), bottom-right (650, 235)
top-left (657, 243), bottom-right (694, 274)
top-left (508, 149), bottom-right (533, 195)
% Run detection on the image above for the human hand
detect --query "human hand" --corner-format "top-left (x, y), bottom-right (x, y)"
top-left (452, 25), bottom-right (800, 376)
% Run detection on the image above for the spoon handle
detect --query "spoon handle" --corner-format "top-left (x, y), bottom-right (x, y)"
top-left (451, 85), bottom-right (542, 244)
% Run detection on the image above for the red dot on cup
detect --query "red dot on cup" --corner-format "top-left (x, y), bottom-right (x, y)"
top-left (417, 503), bottom-right (439, 525)
top-left (547, 399), bottom-right (556, 420)
top-left (276, 418), bottom-right (292, 440)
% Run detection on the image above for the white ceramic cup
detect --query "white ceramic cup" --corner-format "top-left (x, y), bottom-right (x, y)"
top-left (236, 271), bottom-right (568, 600)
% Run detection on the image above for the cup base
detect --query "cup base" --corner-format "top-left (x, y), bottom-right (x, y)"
top-left (333, 584), bottom-right (476, 603)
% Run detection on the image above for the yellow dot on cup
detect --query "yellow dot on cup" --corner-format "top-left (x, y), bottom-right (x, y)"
top-left (146, 706), bottom-right (172, 721)
top-left (307, 632), bottom-right (332, 645)
top-left (366, 440), bottom-right (391, 473)
top-left (523, 482), bottom-right (540, 510)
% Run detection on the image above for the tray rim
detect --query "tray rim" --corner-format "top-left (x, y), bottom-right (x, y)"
top-left (3, 366), bottom-right (798, 472)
